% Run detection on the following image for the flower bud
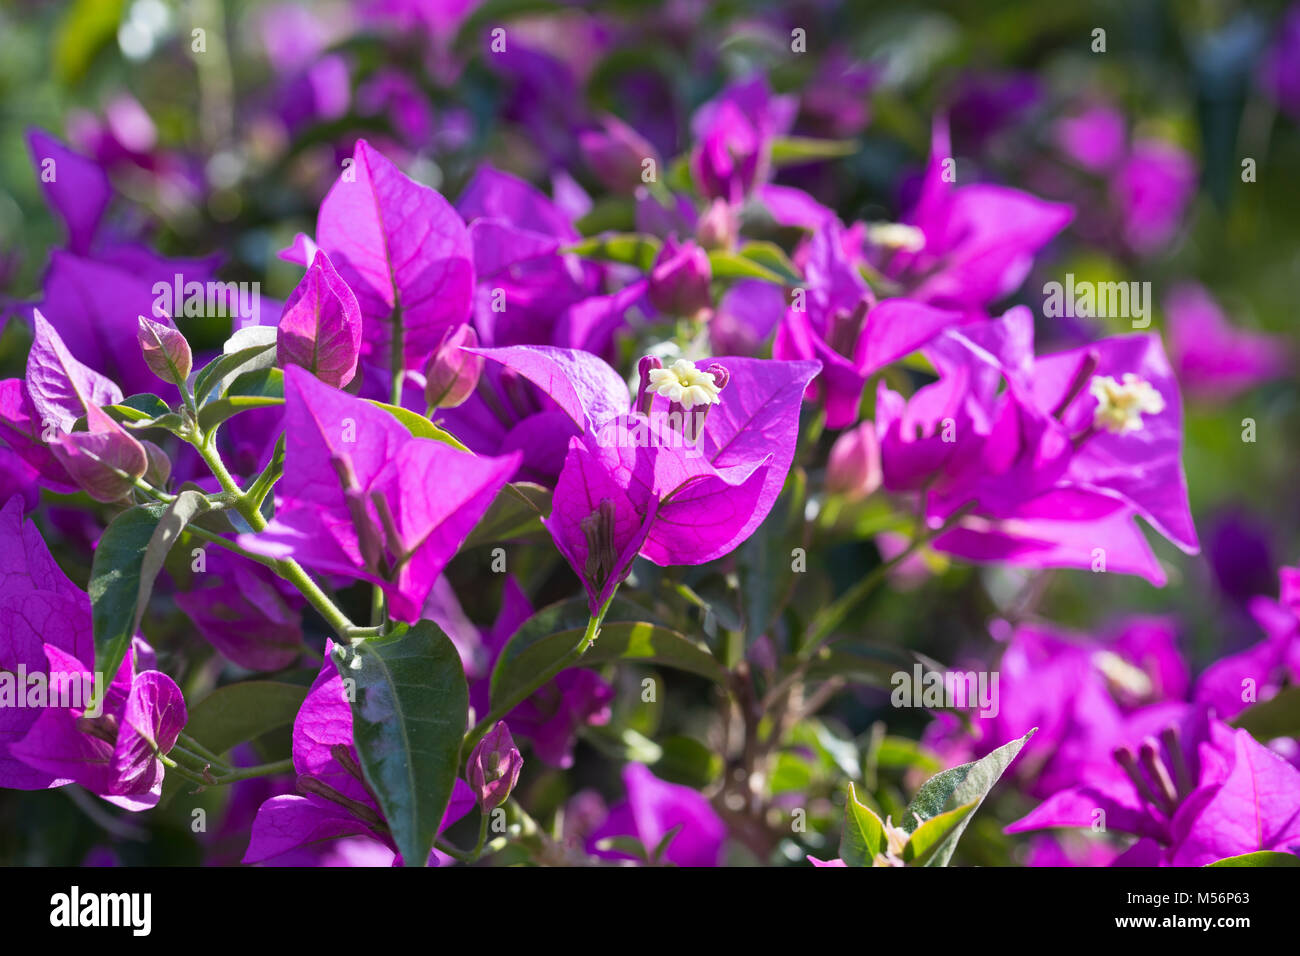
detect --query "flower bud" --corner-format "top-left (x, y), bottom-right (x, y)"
top-left (826, 421), bottom-right (881, 501)
top-left (424, 324), bottom-right (483, 409)
top-left (51, 405), bottom-right (149, 503)
top-left (467, 721), bottom-right (523, 812)
top-left (647, 237), bottom-right (712, 319)
top-left (138, 314), bottom-right (192, 385)
top-left (579, 115), bottom-right (660, 194)
top-left (695, 199), bottom-right (737, 251)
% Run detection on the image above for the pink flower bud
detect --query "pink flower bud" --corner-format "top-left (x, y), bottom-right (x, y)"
top-left (579, 115), bottom-right (661, 194)
top-left (51, 405), bottom-right (149, 503)
top-left (468, 721), bottom-right (523, 812)
top-left (424, 324), bottom-right (483, 409)
top-left (696, 199), bottom-right (737, 251)
top-left (826, 421), bottom-right (881, 500)
top-left (648, 237), bottom-right (712, 318)
top-left (138, 314), bottom-right (192, 384)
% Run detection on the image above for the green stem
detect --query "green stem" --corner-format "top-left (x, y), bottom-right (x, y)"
top-left (434, 838), bottom-right (472, 864)
top-left (469, 810), bottom-right (490, 863)
top-left (177, 732), bottom-right (232, 770)
top-left (463, 592), bottom-right (616, 751)
top-left (158, 754), bottom-right (210, 787)
top-left (209, 758), bottom-right (295, 785)
top-left (170, 743), bottom-right (231, 775)
top-left (186, 433), bottom-right (358, 640)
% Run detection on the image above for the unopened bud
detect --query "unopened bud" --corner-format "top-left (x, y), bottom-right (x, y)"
top-left (635, 355), bottom-right (663, 416)
top-left (696, 199), bottom-right (737, 251)
top-left (424, 324), bottom-right (483, 409)
top-left (648, 237), bottom-right (712, 319)
top-left (580, 499), bottom-right (618, 591)
top-left (138, 314), bottom-right (192, 385)
top-left (826, 421), bottom-right (881, 500)
top-left (579, 115), bottom-right (661, 194)
top-left (467, 721), bottom-right (523, 812)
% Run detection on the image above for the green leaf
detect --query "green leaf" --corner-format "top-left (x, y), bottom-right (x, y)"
top-left (707, 250), bottom-right (789, 285)
top-left (801, 645), bottom-right (916, 688)
top-left (197, 367), bottom-right (286, 431)
top-left (55, 0), bottom-right (127, 85)
top-left (159, 680), bottom-right (308, 805)
top-left (179, 680), bottom-right (309, 757)
top-left (567, 233), bottom-right (662, 271)
top-left (902, 801), bottom-right (977, 866)
top-left (89, 492), bottom-right (210, 701)
top-left (738, 467), bottom-right (805, 641)
top-left (490, 608), bottom-right (725, 710)
top-left (769, 136), bottom-right (858, 166)
top-left (594, 835), bottom-right (650, 861)
top-left (462, 482), bottom-right (551, 548)
top-left (367, 400), bottom-right (468, 450)
top-left (193, 327), bottom-right (279, 404)
top-left (736, 242), bottom-right (803, 284)
top-left (654, 735), bottom-right (723, 788)
top-left (650, 824), bottom-right (685, 864)
top-left (574, 198), bottom-right (636, 236)
top-left (1207, 851), bottom-right (1300, 867)
top-left (332, 622), bottom-right (468, 867)
top-left (110, 394), bottom-right (172, 422)
top-left (840, 782), bottom-right (887, 866)
top-left (900, 729), bottom-right (1036, 866)
top-left (1232, 686), bottom-right (1300, 741)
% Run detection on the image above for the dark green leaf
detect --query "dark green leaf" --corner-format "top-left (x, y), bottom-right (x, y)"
top-left (491, 615), bottom-right (725, 710)
top-left (110, 394), bottom-right (171, 422)
top-left (462, 482), bottom-right (551, 548)
top-left (180, 680), bottom-right (309, 757)
top-left (333, 622), bottom-right (468, 867)
top-left (89, 492), bottom-right (210, 701)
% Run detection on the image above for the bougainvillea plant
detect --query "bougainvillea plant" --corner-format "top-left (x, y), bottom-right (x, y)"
top-left (1, 1), bottom-right (1298, 872)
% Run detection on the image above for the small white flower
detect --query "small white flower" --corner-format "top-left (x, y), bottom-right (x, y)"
top-left (646, 359), bottom-right (723, 410)
top-left (866, 222), bottom-right (926, 253)
top-left (1089, 373), bottom-right (1165, 434)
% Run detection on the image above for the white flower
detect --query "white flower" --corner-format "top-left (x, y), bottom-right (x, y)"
top-left (1089, 374), bottom-right (1165, 434)
top-left (646, 359), bottom-right (723, 410)
top-left (866, 222), bottom-right (926, 253)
